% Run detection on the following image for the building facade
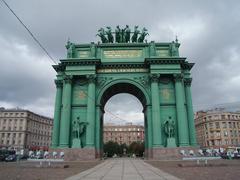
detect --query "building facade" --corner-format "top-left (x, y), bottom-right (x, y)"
top-left (195, 109), bottom-right (240, 149)
top-left (103, 123), bottom-right (144, 145)
top-left (0, 108), bottom-right (53, 150)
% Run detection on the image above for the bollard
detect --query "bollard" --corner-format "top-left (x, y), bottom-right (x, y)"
top-left (205, 159), bottom-right (208, 165)
top-left (40, 161), bottom-right (42, 167)
top-left (197, 160), bottom-right (199, 165)
top-left (48, 161), bottom-right (51, 167)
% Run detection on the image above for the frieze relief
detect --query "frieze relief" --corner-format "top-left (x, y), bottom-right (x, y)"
top-left (133, 76), bottom-right (149, 88)
top-left (97, 77), bottom-right (114, 88)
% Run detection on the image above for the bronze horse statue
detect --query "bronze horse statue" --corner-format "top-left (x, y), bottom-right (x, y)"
top-left (131, 25), bottom-right (140, 43)
top-left (96, 28), bottom-right (108, 43)
top-left (106, 27), bottom-right (114, 43)
top-left (138, 27), bottom-right (149, 43)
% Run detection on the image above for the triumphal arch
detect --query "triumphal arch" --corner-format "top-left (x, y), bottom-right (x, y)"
top-left (51, 26), bottom-right (197, 160)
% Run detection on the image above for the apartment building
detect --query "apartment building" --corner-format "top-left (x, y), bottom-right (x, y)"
top-left (103, 123), bottom-right (144, 145)
top-left (0, 108), bottom-right (53, 150)
top-left (195, 109), bottom-right (240, 148)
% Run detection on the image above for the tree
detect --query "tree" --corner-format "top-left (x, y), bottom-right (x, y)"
top-left (129, 141), bottom-right (144, 157)
top-left (103, 141), bottom-right (120, 157)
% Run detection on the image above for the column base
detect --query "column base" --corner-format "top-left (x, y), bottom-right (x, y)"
top-left (152, 145), bottom-right (164, 148)
top-left (59, 144), bottom-right (69, 148)
top-left (190, 142), bottom-right (198, 146)
top-left (50, 144), bottom-right (58, 148)
top-left (179, 143), bottom-right (190, 147)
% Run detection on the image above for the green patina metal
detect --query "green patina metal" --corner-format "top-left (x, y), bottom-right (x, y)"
top-left (52, 28), bottom-right (197, 158)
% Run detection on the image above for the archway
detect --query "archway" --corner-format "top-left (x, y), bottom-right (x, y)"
top-left (103, 93), bottom-right (144, 157)
top-left (96, 82), bottom-right (150, 158)
top-left (51, 35), bottom-right (197, 160)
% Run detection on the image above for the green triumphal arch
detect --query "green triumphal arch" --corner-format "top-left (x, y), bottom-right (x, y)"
top-left (51, 26), bottom-right (197, 160)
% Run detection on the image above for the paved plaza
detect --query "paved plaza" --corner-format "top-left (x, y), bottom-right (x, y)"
top-left (66, 158), bottom-right (180, 180)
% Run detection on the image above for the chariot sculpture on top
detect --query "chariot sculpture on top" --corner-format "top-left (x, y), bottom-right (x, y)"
top-left (96, 25), bottom-right (149, 43)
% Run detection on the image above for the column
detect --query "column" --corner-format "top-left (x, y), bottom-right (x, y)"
top-left (95, 105), bottom-right (101, 150)
top-left (51, 80), bottom-right (63, 147)
top-left (146, 105), bottom-right (153, 149)
top-left (150, 74), bottom-right (163, 147)
top-left (184, 78), bottom-right (197, 146)
top-left (144, 110), bottom-right (148, 150)
top-left (86, 75), bottom-right (96, 147)
top-left (174, 74), bottom-right (189, 146)
top-left (59, 76), bottom-right (72, 147)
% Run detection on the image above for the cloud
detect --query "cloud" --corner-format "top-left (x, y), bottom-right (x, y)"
top-left (1, 0), bottom-right (240, 121)
top-left (104, 94), bottom-right (144, 125)
top-left (0, 34), bottom-right (55, 117)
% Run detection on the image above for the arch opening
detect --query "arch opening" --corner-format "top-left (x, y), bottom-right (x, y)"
top-left (98, 83), bottom-right (148, 158)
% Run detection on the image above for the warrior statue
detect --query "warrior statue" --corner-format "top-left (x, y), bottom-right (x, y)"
top-left (131, 25), bottom-right (140, 43)
top-left (138, 27), bottom-right (149, 43)
top-left (124, 25), bottom-right (131, 43)
top-left (72, 118), bottom-right (80, 139)
top-left (106, 27), bottom-right (114, 43)
top-left (170, 41), bottom-right (179, 57)
top-left (115, 25), bottom-right (121, 43)
top-left (66, 39), bottom-right (75, 58)
top-left (72, 117), bottom-right (88, 148)
top-left (163, 118), bottom-right (175, 138)
top-left (96, 28), bottom-right (108, 43)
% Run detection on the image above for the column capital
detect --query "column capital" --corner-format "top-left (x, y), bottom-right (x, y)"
top-left (63, 75), bottom-right (73, 84)
top-left (173, 74), bottom-right (183, 82)
top-left (150, 74), bottom-right (160, 82)
top-left (54, 80), bottom-right (63, 88)
top-left (86, 74), bottom-right (96, 83)
top-left (184, 78), bottom-right (192, 86)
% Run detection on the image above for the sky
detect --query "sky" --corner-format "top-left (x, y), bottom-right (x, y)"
top-left (1, 0), bottom-right (240, 125)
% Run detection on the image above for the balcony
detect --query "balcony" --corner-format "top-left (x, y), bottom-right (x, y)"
top-left (209, 128), bottom-right (221, 132)
top-left (209, 136), bottom-right (221, 140)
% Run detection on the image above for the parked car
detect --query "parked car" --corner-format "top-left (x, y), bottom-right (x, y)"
top-left (17, 154), bottom-right (29, 160)
top-left (0, 155), bottom-right (6, 161)
top-left (5, 154), bottom-right (17, 162)
top-left (36, 154), bottom-right (44, 159)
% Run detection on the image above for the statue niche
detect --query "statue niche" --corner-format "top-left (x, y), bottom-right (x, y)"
top-left (72, 117), bottom-right (88, 148)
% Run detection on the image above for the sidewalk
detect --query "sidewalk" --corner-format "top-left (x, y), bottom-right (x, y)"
top-left (66, 158), bottom-right (180, 180)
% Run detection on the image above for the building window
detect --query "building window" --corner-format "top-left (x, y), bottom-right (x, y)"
top-left (233, 122), bottom-right (236, 128)
top-left (222, 122), bottom-right (227, 128)
top-left (209, 123), bottom-right (213, 128)
top-left (225, 140), bottom-right (228, 145)
top-left (228, 122), bottom-right (232, 128)
top-left (215, 122), bottom-right (220, 129)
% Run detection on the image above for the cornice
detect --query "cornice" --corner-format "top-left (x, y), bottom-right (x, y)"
top-left (60, 58), bottom-right (101, 66)
top-left (145, 57), bottom-right (186, 65)
top-left (99, 63), bottom-right (147, 69)
top-left (97, 43), bottom-right (149, 48)
top-left (182, 62), bottom-right (195, 70)
top-left (52, 64), bottom-right (65, 72)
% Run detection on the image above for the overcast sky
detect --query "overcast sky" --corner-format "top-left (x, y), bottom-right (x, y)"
top-left (1, 0), bottom-right (240, 125)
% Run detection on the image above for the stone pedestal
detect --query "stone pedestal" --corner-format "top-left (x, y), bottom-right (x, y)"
top-left (50, 148), bottom-right (96, 161)
top-left (166, 138), bottom-right (176, 148)
top-left (72, 138), bottom-right (81, 148)
top-left (150, 147), bottom-right (199, 160)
